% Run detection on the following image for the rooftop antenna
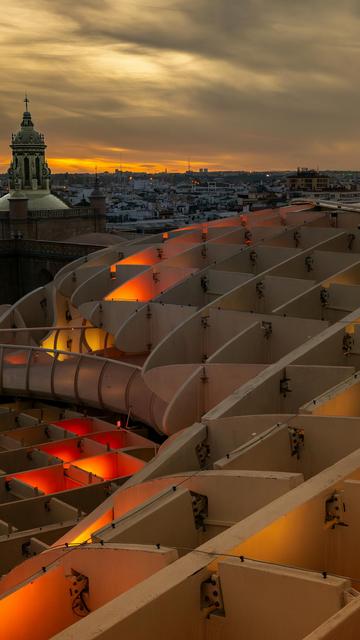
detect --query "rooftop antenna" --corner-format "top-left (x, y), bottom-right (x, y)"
top-left (187, 157), bottom-right (191, 173)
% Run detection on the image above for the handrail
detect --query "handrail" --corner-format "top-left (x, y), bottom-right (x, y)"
top-left (0, 343), bottom-right (165, 431)
top-left (0, 326), bottom-right (94, 332)
top-left (0, 344), bottom-right (141, 370)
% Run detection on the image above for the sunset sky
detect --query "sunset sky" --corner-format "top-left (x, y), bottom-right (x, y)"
top-left (1, 0), bottom-right (360, 173)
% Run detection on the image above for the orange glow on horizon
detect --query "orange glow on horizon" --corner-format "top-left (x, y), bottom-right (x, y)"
top-left (49, 158), bottom-right (171, 173)
top-left (47, 157), bottom-right (219, 173)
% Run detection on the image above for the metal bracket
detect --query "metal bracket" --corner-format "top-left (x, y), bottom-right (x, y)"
top-left (249, 250), bottom-right (257, 266)
top-left (288, 426), bottom-right (304, 459)
top-left (330, 211), bottom-right (338, 228)
top-left (294, 230), bottom-right (301, 248)
top-left (21, 541), bottom-right (32, 557)
top-left (201, 574), bottom-right (224, 613)
top-left (196, 440), bottom-right (210, 468)
top-left (68, 571), bottom-right (90, 618)
top-left (325, 491), bottom-right (348, 529)
top-left (261, 321), bottom-right (272, 339)
top-left (305, 255), bottom-right (314, 272)
top-left (320, 287), bottom-right (330, 307)
top-left (201, 276), bottom-right (209, 292)
top-left (348, 234), bottom-right (355, 250)
top-left (190, 491), bottom-right (208, 529)
top-left (256, 281), bottom-right (265, 299)
top-left (244, 229), bottom-right (252, 245)
top-left (280, 375), bottom-right (292, 397)
top-left (343, 332), bottom-right (354, 354)
top-left (201, 314), bottom-right (210, 329)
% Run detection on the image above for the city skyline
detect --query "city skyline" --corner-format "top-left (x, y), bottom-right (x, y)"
top-left (2, 0), bottom-right (360, 172)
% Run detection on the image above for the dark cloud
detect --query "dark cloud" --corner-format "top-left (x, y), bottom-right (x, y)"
top-left (1, 0), bottom-right (360, 170)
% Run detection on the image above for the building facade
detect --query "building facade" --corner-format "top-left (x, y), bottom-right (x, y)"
top-left (0, 98), bottom-right (106, 240)
top-left (287, 167), bottom-right (330, 191)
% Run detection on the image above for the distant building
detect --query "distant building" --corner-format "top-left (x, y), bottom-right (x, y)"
top-left (0, 98), bottom-right (106, 240)
top-left (287, 167), bottom-right (330, 192)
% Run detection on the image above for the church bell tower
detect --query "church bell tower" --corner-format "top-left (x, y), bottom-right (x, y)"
top-left (8, 96), bottom-right (51, 192)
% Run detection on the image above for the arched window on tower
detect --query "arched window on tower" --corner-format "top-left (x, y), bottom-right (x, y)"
top-left (36, 157), bottom-right (40, 184)
top-left (24, 157), bottom-right (30, 186)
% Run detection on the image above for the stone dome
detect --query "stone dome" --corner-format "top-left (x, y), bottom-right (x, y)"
top-left (12, 126), bottom-right (44, 146)
top-left (0, 191), bottom-right (69, 212)
top-left (11, 110), bottom-right (45, 147)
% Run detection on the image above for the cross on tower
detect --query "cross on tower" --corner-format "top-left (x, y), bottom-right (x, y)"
top-left (24, 94), bottom-right (29, 111)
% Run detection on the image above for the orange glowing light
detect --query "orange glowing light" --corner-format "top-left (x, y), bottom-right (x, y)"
top-left (82, 328), bottom-right (108, 352)
top-left (53, 418), bottom-right (93, 436)
top-left (10, 466), bottom-right (65, 495)
top-left (163, 232), bottom-right (169, 240)
top-left (89, 430), bottom-right (153, 450)
top-left (39, 441), bottom-right (83, 464)
top-left (105, 278), bottom-right (153, 302)
top-left (4, 352), bottom-right (28, 365)
top-left (41, 333), bottom-right (56, 350)
top-left (70, 509), bottom-right (113, 545)
top-left (90, 431), bottom-right (126, 449)
top-left (73, 452), bottom-right (144, 480)
top-left (118, 252), bottom-right (158, 266)
top-left (206, 510), bottom-right (308, 574)
top-left (0, 565), bottom-right (76, 639)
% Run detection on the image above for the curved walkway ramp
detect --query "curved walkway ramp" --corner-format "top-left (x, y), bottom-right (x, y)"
top-left (0, 205), bottom-right (316, 435)
top-left (0, 345), bottom-right (166, 430)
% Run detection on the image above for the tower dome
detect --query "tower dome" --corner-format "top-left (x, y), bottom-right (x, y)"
top-left (0, 96), bottom-right (68, 211)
